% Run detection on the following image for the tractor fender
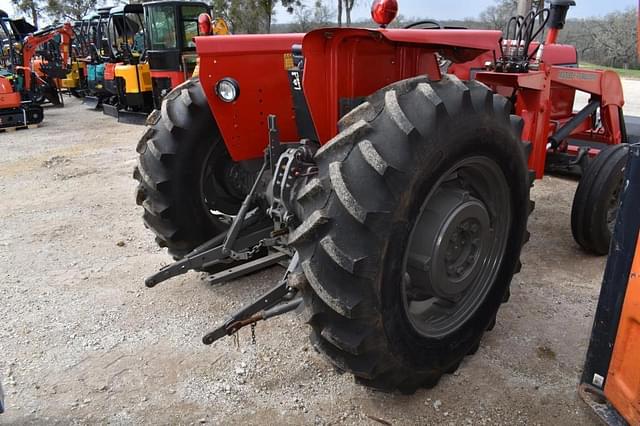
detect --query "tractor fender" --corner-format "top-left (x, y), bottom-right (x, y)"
top-left (301, 27), bottom-right (502, 144)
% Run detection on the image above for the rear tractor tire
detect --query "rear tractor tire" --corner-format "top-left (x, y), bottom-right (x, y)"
top-left (290, 75), bottom-right (532, 393)
top-left (134, 78), bottom-right (249, 259)
top-left (571, 144), bottom-right (629, 255)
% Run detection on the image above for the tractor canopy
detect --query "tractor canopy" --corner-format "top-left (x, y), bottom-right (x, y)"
top-left (107, 4), bottom-right (145, 56)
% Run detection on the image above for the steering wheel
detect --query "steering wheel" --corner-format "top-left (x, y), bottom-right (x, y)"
top-left (404, 20), bottom-right (443, 29)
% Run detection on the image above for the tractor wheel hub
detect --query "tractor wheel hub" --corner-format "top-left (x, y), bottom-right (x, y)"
top-left (402, 156), bottom-right (511, 339)
top-left (407, 188), bottom-right (490, 301)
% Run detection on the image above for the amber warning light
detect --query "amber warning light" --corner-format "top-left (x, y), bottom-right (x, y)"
top-left (371, 0), bottom-right (399, 27)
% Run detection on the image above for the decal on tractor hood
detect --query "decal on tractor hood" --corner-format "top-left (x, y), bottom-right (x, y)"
top-left (557, 71), bottom-right (598, 81)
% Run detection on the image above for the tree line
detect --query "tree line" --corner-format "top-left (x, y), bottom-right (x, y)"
top-left (10, 0), bottom-right (96, 28)
top-left (7, 0), bottom-right (637, 69)
top-left (215, 0), bottom-right (637, 69)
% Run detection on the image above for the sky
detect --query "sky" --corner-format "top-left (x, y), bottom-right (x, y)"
top-left (0, 0), bottom-right (637, 24)
top-left (277, 0), bottom-right (638, 23)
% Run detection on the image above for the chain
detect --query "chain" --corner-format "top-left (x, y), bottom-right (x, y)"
top-left (247, 240), bottom-right (265, 258)
top-left (229, 240), bottom-right (265, 261)
top-left (251, 323), bottom-right (256, 345)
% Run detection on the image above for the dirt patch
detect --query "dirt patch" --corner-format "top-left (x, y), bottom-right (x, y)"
top-left (41, 155), bottom-right (71, 168)
top-left (536, 345), bottom-right (558, 361)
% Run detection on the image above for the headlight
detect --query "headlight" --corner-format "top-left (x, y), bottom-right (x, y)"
top-left (215, 78), bottom-right (239, 103)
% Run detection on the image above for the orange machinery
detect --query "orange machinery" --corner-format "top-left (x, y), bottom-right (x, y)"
top-left (0, 9), bottom-right (44, 127)
top-left (20, 22), bottom-right (74, 104)
top-left (580, 143), bottom-right (640, 425)
top-left (0, 20), bottom-right (74, 128)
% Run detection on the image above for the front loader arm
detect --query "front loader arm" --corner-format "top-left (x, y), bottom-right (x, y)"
top-left (548, 67), bottom-right (625, 145)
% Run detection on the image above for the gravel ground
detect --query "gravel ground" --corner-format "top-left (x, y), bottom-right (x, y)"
top-left (1, 79), bottom-right (638, 425)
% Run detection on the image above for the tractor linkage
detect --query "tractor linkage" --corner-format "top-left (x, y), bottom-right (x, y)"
top-left (145, 115), bottom-right (312, 344)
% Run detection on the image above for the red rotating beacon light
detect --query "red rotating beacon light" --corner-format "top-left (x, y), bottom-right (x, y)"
top-left (371, 0), bottom-right (399, 27)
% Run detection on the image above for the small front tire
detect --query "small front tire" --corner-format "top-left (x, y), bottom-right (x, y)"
top-left (571, 144), bottom-right (629, 255)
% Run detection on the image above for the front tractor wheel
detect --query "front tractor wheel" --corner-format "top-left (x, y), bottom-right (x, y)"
top-left (571, 144), bottom-right (629, 255)
top-left (290, 75), bottom-right (531, 392)
top-left (134, 78), bottom-right (248, 258)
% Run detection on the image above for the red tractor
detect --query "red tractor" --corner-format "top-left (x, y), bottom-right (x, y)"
top-left (134, 0), bottom-right (634, 392)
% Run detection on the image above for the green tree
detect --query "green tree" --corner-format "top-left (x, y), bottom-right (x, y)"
top-left (211, 0), bottom-right (262, 33)
top-left (11, 0), bottom-right (44, 28)
top-left (479, 0), bottom-right (544, 30)
top-left (257, 0), bottom-right (302, 33)
top-left (212, 0), bottom-right (301, 34)
top-left (46, 0), bottom-right (100, 21)
top-left (290, 0), bottom-right (333, 32)
top-left (588, 8), bottom-right (637, 69)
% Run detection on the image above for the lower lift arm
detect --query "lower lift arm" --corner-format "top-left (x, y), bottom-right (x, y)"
top-left (202, 253), bottom-right (304, 345)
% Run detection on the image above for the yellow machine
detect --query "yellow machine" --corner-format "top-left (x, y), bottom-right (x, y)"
top-left (61, 60), bottom-right (87, 92)
top-left (104, 2), bottom-right (229, 123)
top-left (114, 61), bottom-right (152, 96)
top-left (101, 4), bottom-right (152, 122)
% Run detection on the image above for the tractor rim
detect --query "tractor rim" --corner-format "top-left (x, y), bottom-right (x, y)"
top-left (199, 143), bottom-right (248, 226)
top-left (401, 156), bottom-right (512, 339)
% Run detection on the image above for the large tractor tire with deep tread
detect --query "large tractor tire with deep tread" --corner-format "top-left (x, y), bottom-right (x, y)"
top-left (571, 144), bottom-right (629, 255)
top-left (134, 78), bottom-right (243, 258)
top-left (290, 75), bottom-right (532, 393)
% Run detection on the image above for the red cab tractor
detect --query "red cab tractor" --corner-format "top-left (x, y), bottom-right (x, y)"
top-left (134, 0), bottom-right (635, 391)
top-left (143, 1), bottom-right (225, 110)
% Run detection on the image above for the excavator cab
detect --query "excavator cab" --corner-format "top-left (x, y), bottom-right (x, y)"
top-left (102, 4), bottom-right (152, 122)
top-left (84, 6), bottom-right (113, 109)
top-left (143, 1), bottom-right (220, 109)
